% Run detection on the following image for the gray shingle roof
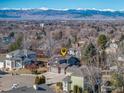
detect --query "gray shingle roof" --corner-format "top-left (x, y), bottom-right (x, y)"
top-left (63, 76), bottom-right (71, 82)
top-left (8, 49), bottom-right (36, 57)
top-left (71, 65), bottom-right (101, 77)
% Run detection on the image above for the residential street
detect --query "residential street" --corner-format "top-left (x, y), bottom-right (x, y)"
top-left (0, 72), bottom-right (66, 91)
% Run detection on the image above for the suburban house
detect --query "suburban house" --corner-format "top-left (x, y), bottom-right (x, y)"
top-left (68, 48), bottom-right (75, 56)
top-left (1, 84), bottom-right (55, 93)
top-left (105, 41), bottom-right (118, 54)
top-left (48, 56), bottom-right (80, 74)
top-left (0, 54), bottom-right (6, 70)
top-left (2, 36), bottom-right (12, 44)
top-left (68, 48), bottom-right (82, 59)
top-left (5, 49), bottom-right (36, 70)
top-left (117, 55), bottom-right (124, 67)
top-left (62, 76), bottom-right (71, 92)
top-left (62, 65), bottom-right (101, 93)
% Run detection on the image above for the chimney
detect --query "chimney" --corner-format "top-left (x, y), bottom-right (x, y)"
top-left (24, 49), bottom-right (28, 57)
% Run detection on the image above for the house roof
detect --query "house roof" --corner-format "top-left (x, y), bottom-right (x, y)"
top-left (68, 56), bottom-right (80, 66)
top-left (6, 49), bottom-right (36, 63)
top-left (8, 49), bottom-right (36, 57)
top-left (59, 59), bottom-right (67, 64)
top-left (60, 63), bottom-right (68, 68)
top-left (49, 56), bottom-right (80, 69)
top-left (71, 65), bottom-right (101, 77)
top-left (66, 65), bottom-right (79, 73)
top-left (50, 63), bottom-right (68, 69)
top-left (1, 84), bottom-right (55, 93)
top-left (63, 76), bottom-right (71, 82)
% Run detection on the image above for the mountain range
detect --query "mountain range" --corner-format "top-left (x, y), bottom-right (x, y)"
top-left (0, 8), bottom-right (124, 20)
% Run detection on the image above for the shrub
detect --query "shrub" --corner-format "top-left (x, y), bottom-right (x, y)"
top-left (73, 85), bottom-right (78, 93)
top-left (56, 82), bottom-right (63, 90)
top-left (34, 75), bottom-right (46, 85)
top-left (34, 76), bottom-right (40, 85)
top-left (97, 34), bottom-right (107, 49)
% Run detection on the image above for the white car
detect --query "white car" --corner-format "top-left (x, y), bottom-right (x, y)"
top-left (11, 84), bottom-right (19, 89)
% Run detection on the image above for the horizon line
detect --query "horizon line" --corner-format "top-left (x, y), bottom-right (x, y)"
top-left (0, 7), bottom-right (124, 12)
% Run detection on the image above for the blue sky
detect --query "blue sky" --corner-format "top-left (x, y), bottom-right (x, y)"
top-left (0, 0), bottom-right (124, 10)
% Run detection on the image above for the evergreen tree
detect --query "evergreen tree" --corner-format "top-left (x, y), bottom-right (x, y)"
top-left (97, 34), bottom-right (107, 50)
top-left (9, 32), bottom-right (15, 38)
top-left (82, 42), bottom-right (96, 64)
top-left (9, 36), bottom-right (23, 51)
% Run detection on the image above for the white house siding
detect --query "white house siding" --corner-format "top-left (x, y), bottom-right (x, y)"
top-left (63, 81), bottom-right (68, 92)
top-left (5, 60), bottom-right (12, 69)
top-left (0, 61), bottom-right (4, 69)
top-left (6, 54), bottom-right (12, 59)
top-left (5, 49), bottom-right (36, 70)
top-left (71, 76), bottom-right (84, 91)
top-left (49, 66), bottom-right (65, 74)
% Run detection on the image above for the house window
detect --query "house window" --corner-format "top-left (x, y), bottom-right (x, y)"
top-left (64, 82), bottom-right (67, 88)
top-left (7, 62), bottom-right (10, 66)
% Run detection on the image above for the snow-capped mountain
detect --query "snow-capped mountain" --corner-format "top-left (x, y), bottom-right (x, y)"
top-left (0, 8), bottom-right (124, 20)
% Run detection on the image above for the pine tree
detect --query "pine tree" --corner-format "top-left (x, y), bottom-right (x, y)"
top-left (97, 34), bottom-right (107, 50)
top-left (82, 42), bottom-right (96, 64)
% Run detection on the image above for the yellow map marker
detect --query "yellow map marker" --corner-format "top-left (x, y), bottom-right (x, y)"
top-left (61, 48), bottom-right (67, 56)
